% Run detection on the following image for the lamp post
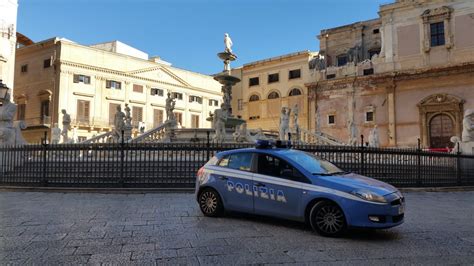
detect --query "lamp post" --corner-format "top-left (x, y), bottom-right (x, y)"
top-left (0, 79), bottom-right (9, 101)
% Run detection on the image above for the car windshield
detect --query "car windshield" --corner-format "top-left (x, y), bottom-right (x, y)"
top-left (284, 151), bottom-right (345, 175)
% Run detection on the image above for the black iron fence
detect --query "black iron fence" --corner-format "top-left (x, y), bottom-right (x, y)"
top-left (0, 138), bottom-right (473, 188)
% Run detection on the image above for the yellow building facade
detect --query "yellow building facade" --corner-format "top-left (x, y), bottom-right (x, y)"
top-left (14, 38), bottom-right (222, 143)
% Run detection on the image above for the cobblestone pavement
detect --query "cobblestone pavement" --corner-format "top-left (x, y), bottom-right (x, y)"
top-left (0, 191), bottom-right (473, 265)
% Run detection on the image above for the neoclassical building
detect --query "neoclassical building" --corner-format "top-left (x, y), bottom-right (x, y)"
top-left (14, 38), bottom-right (222, 143)
top-left (231, 51), bottom-right (317, 132)
top-left (0, 0), bottom-right (18, 89)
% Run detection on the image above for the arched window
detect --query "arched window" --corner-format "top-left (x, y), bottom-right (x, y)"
top-left (289, 88), bottom-right (302, 96)
top-left (249, 94), bottom-right (260, 102)
top-left (267, 91), bottom-right (280, 99)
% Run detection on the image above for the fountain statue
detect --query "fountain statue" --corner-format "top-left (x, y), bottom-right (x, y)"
top-left (0, 92), bottom-right (21, 146)
top-left (368, 125), bottom-right (380, 148)
top-left (279, 107), bottom-right (291, 141)
top-left (123, 103), bottom-right (133, 141)
top-left (462, 109), bottom-right (474, 142)
top-left (51, 123), bottom-right (61, 144)
top-left (113, 105), bottom-right (126, 142)
top-left (213, 105), bottom-right (227, 143)
top-left (61, 109), bottom-right (71, 143)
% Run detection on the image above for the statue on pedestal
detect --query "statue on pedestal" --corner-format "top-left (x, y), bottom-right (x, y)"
top-left (224, 33), bottom-right (233, 53)
top-left (61, 109), bottom-right (71, 143)
top-left (0, 93), bottom-right (17, 146)
top-left (213, 105), bottom-right (227, 142)
top-left (279, 107), bottom-right (291, 141)
top-left (233, 123), bottom-right (252, 143)
top-left (113, 105), bottom-right (126, 141)
top-left (348, 120), bottom-right (358, 146)
top-left (462, 109), bottom-right (474, 142)
top-left (51, 123), bottom-right (61, 144)
top-left (368, 125), bottom-right (380, 148)
top-left (165, 92), bottom-right (176, 122)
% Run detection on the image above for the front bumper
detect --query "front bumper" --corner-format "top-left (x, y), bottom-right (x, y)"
top-left (343, 193), bottom-right (405, 229)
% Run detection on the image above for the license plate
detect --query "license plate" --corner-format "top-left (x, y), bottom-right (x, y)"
top-left (398, 204), bottom-right (404, 215)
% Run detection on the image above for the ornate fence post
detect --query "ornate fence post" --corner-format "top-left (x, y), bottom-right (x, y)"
top-left (360, 135), bottom-right (365, 175)
top-left (417, 138), bottom-right (422, 187)
top-left (42, 131), bottom-right (48, 187)
top-left (456, 143), bottom-right (462, 186)
top-left (119, 130), bottom-right (125, 187)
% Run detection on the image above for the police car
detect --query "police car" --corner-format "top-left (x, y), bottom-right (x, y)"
top-left (195, 140), bottom-right (405, 237)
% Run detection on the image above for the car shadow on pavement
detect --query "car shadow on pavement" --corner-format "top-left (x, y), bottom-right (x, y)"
top-left (224, 211), bottom-right (402, 241)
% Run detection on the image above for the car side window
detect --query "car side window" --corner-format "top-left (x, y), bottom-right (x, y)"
top-left (256, 154), bottom-right (309, 183)
top-left (218, 153), bottom-right (253, 172)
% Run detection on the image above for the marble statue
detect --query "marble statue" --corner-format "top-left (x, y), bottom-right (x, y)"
top-left (233, 123), bottom-right (252, 143)
top-left (213, 105), bottom-right (227, 142)
top-left (348, 120), bottom-right (358, 146)
top-left (124, 104), bottom-right (132, 127)
top-left (113, 105), bottom-right (126, 141)
top-left (368, 125), bottom-right (380, 148)
top-left (61, 109), bottom-right (71, 143)
top-left (462, 109), bottom-right (474, 142)
top-left (279, 107), bottom-right (291, 141)
top-left (165, 92), bottom-right (176, 122)
top-left (224, 33), bottom-right (233, 53)
top-left (0, 93), bottom-right (17, 146)
top-left (51, 123), bottom-right (61, 144)
top-left (71, 127), bottom-right (78, 144)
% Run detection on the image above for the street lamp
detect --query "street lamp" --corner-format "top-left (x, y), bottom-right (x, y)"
top-left (0, 79), bottom-right (9, 101)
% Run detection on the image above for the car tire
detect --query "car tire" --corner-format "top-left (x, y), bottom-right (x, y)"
top-left (309, 200), bottom-right (347, 237)
top-left (198, 188), bottom-right (224, 217)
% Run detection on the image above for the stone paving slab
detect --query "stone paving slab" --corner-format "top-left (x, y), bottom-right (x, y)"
top-left (0, 191), bottom-right (473, 265)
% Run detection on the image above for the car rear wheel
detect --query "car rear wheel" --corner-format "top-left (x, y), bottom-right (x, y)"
top-left (198, 188), bottom-right (224, 217)
top-left (309, 200), bottom-right (346, 237)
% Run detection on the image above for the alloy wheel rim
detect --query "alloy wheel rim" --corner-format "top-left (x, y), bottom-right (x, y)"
top-left (200, 191), bottom-right (217, 214)
top-left (315, 205), bottom-right (344, 234)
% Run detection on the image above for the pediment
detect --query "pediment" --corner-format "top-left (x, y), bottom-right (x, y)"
top-left (418, 94), bottom-right (464, 107)
top-left (130, 67), bottom-right (190, 87)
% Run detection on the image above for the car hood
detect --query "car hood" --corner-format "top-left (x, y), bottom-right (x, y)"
top-left (311, 172), bottom-right (397, 196)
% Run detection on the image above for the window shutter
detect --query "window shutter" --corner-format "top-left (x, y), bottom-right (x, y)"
top-left (84, 101), bottom-right (90, 119)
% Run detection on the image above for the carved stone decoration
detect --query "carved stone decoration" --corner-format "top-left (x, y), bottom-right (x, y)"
top-left (417, 94), bottom-right (464, 147)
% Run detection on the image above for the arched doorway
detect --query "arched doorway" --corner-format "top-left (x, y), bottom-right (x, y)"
top-left (429, 114), bottom-right (454, 148)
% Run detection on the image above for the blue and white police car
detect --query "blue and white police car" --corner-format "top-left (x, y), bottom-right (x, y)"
top-left (195, 140), bottom-right (405, 237)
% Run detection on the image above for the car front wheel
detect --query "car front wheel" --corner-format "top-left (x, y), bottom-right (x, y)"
top-left (198, 188), bottom-right (224, 217)
top-left (309, 200), bottom-right (346, 237)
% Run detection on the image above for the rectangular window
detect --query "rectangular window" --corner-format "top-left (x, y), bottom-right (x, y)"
top-left (249, 77), bottom-right (259, 86)
top-left (366, 111), bottom-right (374, 122)
top-left (17, 104), bottom-right (26, 120)
top-left (73, 74), bottom-right (91, 84)
top-left (21, 64), bottom-right (28, 73)
top-left (189, 95), bottom-right (202, 104)
top-left (109, 103), bottom-right (120, 126)
top-left (430, 22), bottom-right (445, 47)
top-left (373, 29), bottom-right (380, 34)
top-left (40, 100), bottom-right (50, 119)
top-left (172, 92), bottom-right (183, 100)
top-left (363, 68), bottom-right (374, 76)
top-left (209, 99), bottom-right (219, 106)
top-left (337, 55), bottom-right (348, 66)
top-left (153, 109), bottom-right (164, 127)
top-left (268, 73), bottom-right (279, 83)
top-left (151, 88), bottom-right (164, 96)
top-left (237, 99), bottom-right (243, 111)
top-left (77, 100), bottom-right (90, 123)
top-left (289, 69), bottom-right (301, 79)
top-left (43, 58), bottom-right (52, 68)
top-left (328, 115), bottom-right (335, 125)
top-left (133, 84), bottom-right (143, 93)
top-left (132, 106), bottom-right (143, 127)
top-left (106, 80), bottom-right (121, 90)
top-left (326, 74), bottom-right (336, 80)
top-left (191, 114), bottom-right (200, 128)
top-left (174, 112), bottom-right (183, 126)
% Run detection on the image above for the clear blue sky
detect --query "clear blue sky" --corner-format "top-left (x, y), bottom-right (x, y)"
top-left (18, 0), bottom-right (389, 74)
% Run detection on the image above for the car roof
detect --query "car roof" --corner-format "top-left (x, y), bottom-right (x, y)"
top-left (216, 148), bottom-right (303, 158)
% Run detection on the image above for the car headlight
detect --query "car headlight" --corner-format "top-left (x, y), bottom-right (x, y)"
top-left (351, 189), bottom-right (387, 203)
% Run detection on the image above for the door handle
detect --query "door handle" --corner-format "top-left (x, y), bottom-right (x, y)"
top-left (255, 182), bottom-right (265, 187)
top-left (218, 176), bottom-right (228, 181)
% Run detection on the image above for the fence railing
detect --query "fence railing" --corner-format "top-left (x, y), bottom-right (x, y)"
top-left (0, 138), bottom-right (473, 188)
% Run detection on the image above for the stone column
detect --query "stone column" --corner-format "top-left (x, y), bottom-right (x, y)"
top-left (386, 84), bottom-right (397, 147)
